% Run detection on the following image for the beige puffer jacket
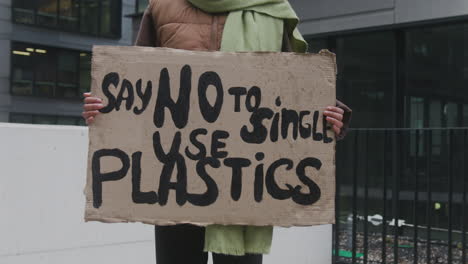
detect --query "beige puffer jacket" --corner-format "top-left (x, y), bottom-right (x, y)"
top-left (136, 0), bottom-right (227, 51)
top-left (135, 0), bottom-right (352, 138)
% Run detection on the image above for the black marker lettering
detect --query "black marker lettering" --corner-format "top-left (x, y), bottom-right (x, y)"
top-left (224, 158), bottom-right (252, 201)
top-left (154, 65), bottom-right (191, 129)
top-left (240, 107), bottom-right (274, 144)
top-left (100, 72), bottom-right (119, 113)
top-left (292, 157), bottom-right (322, 205)
top-left (265, 158), bottom-right (294, 200)
top-left (185, 128), bottom-right (208, 161)
top-left (299, 111), bottom-right (312, 138)
top-left (92, 148), bottom-right (129, 208)
top-left (132, 152), bottom-right (158, 204)
top-left (254, 152), bottom-right (265, 202)
top-left (198, 71), bottom-right (223, 123)
top-left (312, 111), bottom-right (323, 141)
top-left (133, 79), bottom-right (152, 115)
top-left (116, 79), bottom-right (135, 111)
top-left (281, 109), bottom-right (299, 140)
top-left (228, 87), bottom-right (247, 112)
top-left (187, 157), bottom-right (220, 206)
top-left (153, 131), bottom-right (187, 206)
top-left (245, 86), bottom-right (261, 112)
top-left (211, 130), bottom-right (229, 159)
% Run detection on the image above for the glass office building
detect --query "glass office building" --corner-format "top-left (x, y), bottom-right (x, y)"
top-left (306, 20), bottom-right (468, 261)
top-left (307, 24), bottom-right (468, 129)
top-left (297, 2), bottom-right (468, 262)
top-left (0, 0), bottom-right (134, 125)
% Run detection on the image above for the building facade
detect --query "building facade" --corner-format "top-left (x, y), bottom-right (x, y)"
top-left (290, 1), bottom-right (468, 263)
top-left (296, 0), bottom-right (468, 129)
top-left (0, 0), bottom-right (139, 125)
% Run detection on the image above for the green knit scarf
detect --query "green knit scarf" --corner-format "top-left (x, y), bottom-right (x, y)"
top-left (186, 0), bottom-right (308, 256)
top-left (189, 0), bottom-right (307, 53)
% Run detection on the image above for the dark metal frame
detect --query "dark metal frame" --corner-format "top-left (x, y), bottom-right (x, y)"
top-left (334, 128), bottom-right (467, 264)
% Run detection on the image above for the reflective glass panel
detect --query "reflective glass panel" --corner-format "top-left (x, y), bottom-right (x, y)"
top-left (13, 0), bottom-right (35, 24)
top-left (335, 32), bottom-right (395, 128)
top-left (36, 0), bottom-right (58, 27)
top-left (11, 43), bottom-right (34, 96)
top-left (59, 0), bottom-right (79, 31)
top-left (79, 53), bottom-right (92, 95)
top-left (101, 0), bottom-right (121, 37)
top-left (406, 24), bottom-right (468, 128)
top-left (34, 46), bottom-right (56, 97)
top-left (80, 0), bottom-right (99, 35)
top-left (57, 50), bottom-right (79, 98)
top-left (137, 0), bottom-right (149, 13)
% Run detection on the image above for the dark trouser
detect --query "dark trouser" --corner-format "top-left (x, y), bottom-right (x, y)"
top-left (155, 225), bottom-right (263, 264)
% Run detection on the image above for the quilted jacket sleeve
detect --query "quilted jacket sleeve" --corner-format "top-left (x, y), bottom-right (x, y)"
top-left (134, 3), bottom-right (157, 47)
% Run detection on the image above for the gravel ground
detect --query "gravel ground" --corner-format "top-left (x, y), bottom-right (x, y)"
top-left (335, 232), bottom-right (466, 264)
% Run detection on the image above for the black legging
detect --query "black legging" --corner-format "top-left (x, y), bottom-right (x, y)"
top-left (155, 225), bottom-right (263, 264)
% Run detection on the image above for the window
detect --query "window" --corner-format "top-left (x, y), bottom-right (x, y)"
top-left (136, 0), bottom-right (149, 13)
top-left (79, 53), bottom-right (92, 95)
top-left (57, 50), bottom-right (79, 98)
top-left (335, 32), bottom-right (395, 128)
top-left (306, 24), bottom-right (468, 129)
top-left (80, 0), bottom-right (99, 35)
top-left (12, 0), bottom-right (121, 38)
top-left (36, 0), bottom-right (58, 27)
top-left (405, 24), bottom-right (468, 128)
top-left (11, 43), bottom-right (34, 96)
top-left (11, 42), bottom-right (91, 99)
top-left (34, 45), bottom-right (56, 97)
top-left (307, 22), bottom-right (468, 256)
top-left (10, 113), bottom-right (85, 126)
top-left (100, 0), bottom-right (122, 37)
top-left (60, 0), bottom-right (79, 31)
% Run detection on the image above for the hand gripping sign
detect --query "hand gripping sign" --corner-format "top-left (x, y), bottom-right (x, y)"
top-left (85, 46), bottom-right (336, 227)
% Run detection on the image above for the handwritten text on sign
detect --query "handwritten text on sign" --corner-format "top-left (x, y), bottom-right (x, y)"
top-left (85, 46), bottom-right (337, 226)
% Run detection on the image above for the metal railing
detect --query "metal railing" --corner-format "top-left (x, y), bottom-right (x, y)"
top-left (333, 128), bottom-right (468, 264)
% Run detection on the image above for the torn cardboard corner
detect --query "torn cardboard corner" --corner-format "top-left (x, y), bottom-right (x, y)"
top-left (85, 46), bottom-right (337, 227)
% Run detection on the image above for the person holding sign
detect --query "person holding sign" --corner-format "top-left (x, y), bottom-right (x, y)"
top-left (82, 0), bottom-right (352, 263)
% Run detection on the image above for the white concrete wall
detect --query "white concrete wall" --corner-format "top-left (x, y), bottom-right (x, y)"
top-left (291, 0), bottom-right (468, 35)
top-left (0, 123), bottom-right (155, 264)
top-left (0, 123), bottom-right (332, 264)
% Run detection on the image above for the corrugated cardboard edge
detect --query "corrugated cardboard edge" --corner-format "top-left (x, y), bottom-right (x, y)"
top-left (319, 48), bottom-right (337, 225)
top-left (84, 214), bottom-right (335, 227)
top-left (83, 45), bottom-right (103, 223)
top-left (89, 45), bottom-right (337, 63)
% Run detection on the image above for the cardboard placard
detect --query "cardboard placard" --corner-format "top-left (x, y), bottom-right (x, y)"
top-left (85, 46), bottom-right (336, 227)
